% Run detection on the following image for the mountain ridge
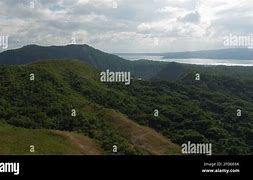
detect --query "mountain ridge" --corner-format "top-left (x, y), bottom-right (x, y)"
top-left (2, 45), bottom-right (253, 83)
top-left (0, 44), bottom-right (168, 80)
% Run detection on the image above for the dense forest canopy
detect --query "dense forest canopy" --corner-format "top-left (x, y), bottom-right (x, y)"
top-left (0, 55), bottom-right (252, 155)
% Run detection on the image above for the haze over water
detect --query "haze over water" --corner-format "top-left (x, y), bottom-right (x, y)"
top-left (118, 54), bottom-right (253, 66)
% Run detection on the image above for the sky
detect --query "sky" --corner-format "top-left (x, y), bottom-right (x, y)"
top-left (0, 0), bottom-right (253, 53)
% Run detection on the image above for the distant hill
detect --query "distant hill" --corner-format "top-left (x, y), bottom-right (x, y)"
top-left (153, 62), bottom-right (253, 81)
top-left (0, 44), bottom-right (125, 66)
top-left (163, 48), bottom-right (253, 60)
top-left (1, 45), bottom-right (253, 82)
top-left (0, 44), bottom-right (167, 79)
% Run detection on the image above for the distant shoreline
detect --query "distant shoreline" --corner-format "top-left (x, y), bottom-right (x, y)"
top-left (118, 54), bottom-right (253, 66)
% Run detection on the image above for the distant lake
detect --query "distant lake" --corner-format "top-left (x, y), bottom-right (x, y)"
top-left (118, 54), bottom-right (253, 66)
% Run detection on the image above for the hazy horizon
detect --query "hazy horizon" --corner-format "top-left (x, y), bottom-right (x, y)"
top-left (0, 43), bottom-right (253, 55)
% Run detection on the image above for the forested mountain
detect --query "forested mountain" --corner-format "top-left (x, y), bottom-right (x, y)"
top-left (0, 44), bottom-right (167, 79)
top-left (2, 45), bottom-right (253, 82)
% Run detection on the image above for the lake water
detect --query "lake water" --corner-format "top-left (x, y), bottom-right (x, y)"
top-left (118, 54), bottom-right (253, 66)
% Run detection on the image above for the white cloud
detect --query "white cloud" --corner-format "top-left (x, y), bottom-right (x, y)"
top-left (0, 0), bottom-right (252, 52)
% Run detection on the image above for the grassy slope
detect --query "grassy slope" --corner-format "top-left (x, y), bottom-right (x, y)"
top-left (0, 123), bottom-right (102, 155)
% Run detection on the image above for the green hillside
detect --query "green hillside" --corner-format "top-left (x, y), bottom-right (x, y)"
top-left (0, 59), bottom-right (252, 155)
top-left (55, 61), bottom-right (252, 155)
top-left (0, 60), bottom-right (181, 155)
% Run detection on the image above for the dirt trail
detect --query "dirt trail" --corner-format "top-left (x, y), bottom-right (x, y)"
top-left (50, 130), bottom-right (102, 155)
top-left (131, 131), bottom-right (150, 144)
top-left (107, 110), bottom-right (181, 155)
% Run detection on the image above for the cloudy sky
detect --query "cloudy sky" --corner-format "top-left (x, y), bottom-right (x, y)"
top-left (0, 0), bottom-right (253, 53)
